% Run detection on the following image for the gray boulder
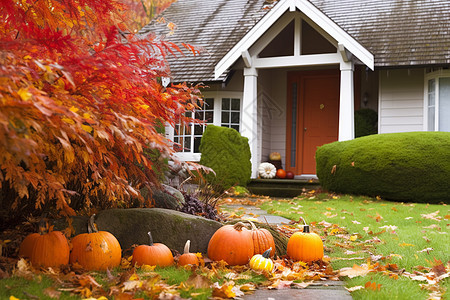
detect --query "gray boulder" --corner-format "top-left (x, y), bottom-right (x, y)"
top-left (54, 208), bottom-right (222, 254)
top-left (140, 184), bottom-right (185, 210)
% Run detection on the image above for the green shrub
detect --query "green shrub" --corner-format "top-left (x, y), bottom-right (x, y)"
top-left (316, 132), bottom-right (450, 203)
top-left (355, 108), bottom-right (378, 137)
top-left (199, 125), bottom-right (251, 190)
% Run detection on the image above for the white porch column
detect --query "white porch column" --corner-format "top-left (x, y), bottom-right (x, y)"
top-left (242, 67), bottom-right (259, 178)
top-left (338, 61), bottom-right (355, 141)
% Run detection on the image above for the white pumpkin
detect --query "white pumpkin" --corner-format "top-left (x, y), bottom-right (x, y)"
top-left (258, 162), bottom-right (277, 179)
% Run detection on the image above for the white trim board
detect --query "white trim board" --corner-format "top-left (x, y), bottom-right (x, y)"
top-left (214, 0), bottom-right (374, 79)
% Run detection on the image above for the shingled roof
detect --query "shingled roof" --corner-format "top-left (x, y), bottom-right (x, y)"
top-left (140, 0), bottom-right (450, 82)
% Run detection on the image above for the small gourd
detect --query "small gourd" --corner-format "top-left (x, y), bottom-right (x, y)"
top-left (178, 240), bottom-right (199, 266)
top-left (69, 214), bottom-right (122, 271)
top-left (249, 248), bottom-right (274, 272)
top-left (132, 231), bottom-right (174, 267)
top-left (287, 219), bottom-right (323, 262)
top-left (19, 219), bottom-right (70, 268)
top-left (258, 162), bottom-right (277, 179)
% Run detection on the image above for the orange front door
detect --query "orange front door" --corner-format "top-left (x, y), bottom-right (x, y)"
top-left (286, 70), bottom-right (340, 175)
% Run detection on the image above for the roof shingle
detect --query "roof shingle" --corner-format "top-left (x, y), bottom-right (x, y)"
top-left (140, 0), bottom-right (450, 82)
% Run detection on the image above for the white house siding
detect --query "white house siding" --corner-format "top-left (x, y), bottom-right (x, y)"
top-left (256, 69), bottom-right (287, 168)
top-left (378, 68), bottom-right (425, 133)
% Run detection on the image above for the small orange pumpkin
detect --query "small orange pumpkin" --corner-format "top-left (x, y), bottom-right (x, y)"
top-left (69, 215), bottom-right (122, 271)
top-left (178, 240), bottom-right (199, 266)
top-left (287, 220), bottom-right (323, 262)
top-left (19, 220), bottom-right (69, 268)
top-left (248, 221), bottom-right (275, 257)
top-left (132, 231), bottom-right (174, 267)
top-left (276, 169), bottom-right (286, 179)
top-left (207, 222), bottom-right (254, 266)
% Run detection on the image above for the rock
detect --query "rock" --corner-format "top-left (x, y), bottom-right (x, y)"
top-left (54, 208), bottom-right (222, 254)
top-left (140, 184), bottom-right (185, 210)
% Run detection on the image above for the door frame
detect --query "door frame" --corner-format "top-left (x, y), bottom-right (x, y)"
top-left (285, 69), bottom-right (340, 175)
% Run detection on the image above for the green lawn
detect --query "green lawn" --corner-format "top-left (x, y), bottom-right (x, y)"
top-left (258, 193), bottom-right (449, 300)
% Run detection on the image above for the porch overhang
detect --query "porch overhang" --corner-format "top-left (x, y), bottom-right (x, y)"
top-left (214, 0), bottom-right (374, 79)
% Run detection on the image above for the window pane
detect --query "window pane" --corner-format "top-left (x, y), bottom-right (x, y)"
top-left (428, 79), bottom-right (435, 106)
top-left (231, 125), bottom-right (239, 132)
top-left (205, 98), bottom-right (214, 109)
top-left (291, 83), bottom-right (297, 167)
top-left (205, 111), bottom-right (214, 123)
top-left (231, 112), bottom-right (240, 123)
top-left (428, 107), bottom-right (435, 131)
top-left (194, 124), bottom-right (203, 135)
top-left (222, 111), bottom-right (230, 123)
top-left (194, 137), bottom-right (202, 153)
top-left (231, 98), bottom-right (240, 110)
top-left (439, 77), bottom-right (450, 131)
top-left (184, 137), bottom-right (191, 151)
top-left (222, 98), bottom-right (230, 110)
top-left (195, 111), bottom-right (203, 120)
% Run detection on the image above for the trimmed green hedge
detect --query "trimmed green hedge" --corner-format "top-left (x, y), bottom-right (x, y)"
top-left (316, 132), bottom-right (450, 203)
top-left (199, 125), bottom-right (251, 190)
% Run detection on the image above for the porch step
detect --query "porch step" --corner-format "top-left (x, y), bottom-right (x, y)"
top-left (247, 178), bottom-right (320, 198)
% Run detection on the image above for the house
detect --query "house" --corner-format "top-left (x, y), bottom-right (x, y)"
top-left (140, 0), bottom-right (450, 178)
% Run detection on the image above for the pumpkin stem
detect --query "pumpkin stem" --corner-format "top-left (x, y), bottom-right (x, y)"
top-left (38, 218), bottom-right (48, 235)
top-left (262, 248), bottom-right (272, 259)
top-left (87, 214), bottom-right (98, 234)
top-left (233, 222), bottom-right (248, 231)
top-left (184, 240), bottom-right (191, 254)
top-left (303, 225), bottom-right (310, 233)
top-left (247, 220), bottom-right (258, 230)
top-left (147, 231), bottom-right (154, 246)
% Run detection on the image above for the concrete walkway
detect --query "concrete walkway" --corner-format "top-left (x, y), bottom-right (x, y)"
top-left (222, 204), bottom-right (353, 300)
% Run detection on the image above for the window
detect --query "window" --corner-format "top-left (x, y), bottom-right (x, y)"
top-left (169, 92), bottom-right (242, 161)
top-left (425, 70), bottom-right (450, 132)
top-left (173, 98), bottom-right (214, 153)
top-left (221, 98), bottom-right (241, 132)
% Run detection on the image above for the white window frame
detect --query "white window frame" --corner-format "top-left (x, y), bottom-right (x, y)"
top-left (424, 69), bottom-right (450, 132)
top-left (167, 91), bottom-right (243, 162)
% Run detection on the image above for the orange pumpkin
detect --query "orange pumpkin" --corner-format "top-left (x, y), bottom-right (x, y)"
top-left (132, 232), bottom-right (174, 267)
top-left (287, 223), bottom-right (323, 262)
top-left (178, 240), bottom-right (199, 266)
top-left (276, 169), bottom-right (286, 179)
top-left (248, 221), bottom-right (275, 257)
top-left (19, 220), bottom-right (69, 268)
top-left (69, 215), bottom-right (122, 271)
top-left (207, 222), bottom-right (254, 266)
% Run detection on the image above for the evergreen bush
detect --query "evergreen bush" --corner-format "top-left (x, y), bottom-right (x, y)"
top-left (355, 108), bottom-right (378, 137)
top-left (316, 132), bottom-right (450, 203)
top-left (199, 125), bottom-right (251, 190)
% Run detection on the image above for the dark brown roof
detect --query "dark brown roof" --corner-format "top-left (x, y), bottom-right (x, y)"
top-left (140, 0), bottom-right (450, 82)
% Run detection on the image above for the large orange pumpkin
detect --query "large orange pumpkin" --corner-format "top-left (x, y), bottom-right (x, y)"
top-left (248, 221), bottom-right (275, 257)
top-left (178, 240), bottom-right (199, 266)
top-left (287, 224), bottom-right (323, 262)
top-left (132, 232), bottom-right (174, 267)
top-left (19, 220), bottom-right (69, 268)
top-left (69, 215), bottom-right (122, 271)
top-left (207, 222), bottom-right (254, 266)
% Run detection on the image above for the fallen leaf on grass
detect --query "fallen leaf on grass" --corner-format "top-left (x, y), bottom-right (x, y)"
top-left (365, 281), bottom-right (382, 291)
top-left (421, 211), bottom-right (441, 221)
top-left (339, 264), bottom-right (372, 278)
top-left (345, 285), bottom-right (364, 292)
top-left (212, 282), bottom-right (236, 298)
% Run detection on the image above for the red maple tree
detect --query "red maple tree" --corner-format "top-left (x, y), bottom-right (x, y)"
top-left (0, 0), bottom-right (201, 225)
